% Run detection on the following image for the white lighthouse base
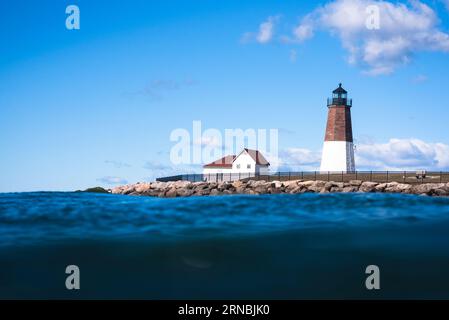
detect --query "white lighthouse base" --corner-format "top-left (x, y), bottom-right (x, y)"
top-left (320, 141), bottom-right (355, 172)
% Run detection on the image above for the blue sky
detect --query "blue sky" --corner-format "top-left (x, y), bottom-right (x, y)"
top-left (1, 0), bottom-right (449, 192)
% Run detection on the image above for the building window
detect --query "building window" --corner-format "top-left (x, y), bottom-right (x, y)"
top-left (247, 164), bottom-right (251, 169)
top-left (236, 164), bottom-right (240, 169)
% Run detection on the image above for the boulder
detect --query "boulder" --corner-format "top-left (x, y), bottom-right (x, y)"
top-left (246, 180), bottom-right (258, 187)
top-left (150, 182), bottom-right (166, 189)
top-left (271, 181), bottom-right (283, 188)
top-left (173, 181), bottom-right (192, 189)
top-left (254, 186), bottom-right (269, 194)
top-left (123, 186), bottom-right (136, 195)
top-left (193, 189), bottom-right (210, 196)
top-left (143, 189), bottom-right (161, 197)
top-left (434, 188), bottom-right (449, 196)
top-left (176, 188), bottom-right (194, 197)
top-left (397, 183), bottom-right (413, 193)
top-left (383, 182), bottom-right (399, 190)
top-left (323, 182), bottom-right (333, 192)
top-left (330, 182), bottom-right (344, 188)
top-left (298, 180), bottom-right (315, 187)
top-left (207, 182), bottom-right (218, 190)
top-left (374, 183), bottom-right (387, 192)
top-left (324, 181), bottom-right (343, 191)
top-left (253, 180), bottom-right (267, 187)
top-left (313, 181), bottom-right (327, 188)
top-left (330, 186), bottom-right (343, 192)
top-left (359, 181), bottom-right (378, 192)
top-left (270, 187), bottom-right (283, 194)
top-left (217, 181), bottom-right (233, 191)
top-left (193, 182), bottom-right (209, 190)
top-left (349, 180), bottom-right (363, 186)
top-left (111, 186), bottom-right (125, 194)
top-left (283, 180), bottom-right (299, 189)
top-left (209, 189), bottom-right (221, 196)
top-left (411, 183), bottom-right (446, 195)
top-left (232, 180), bottom-right (245, 189)
top-left (320, 187), bottom-right (330, 194)
top-left (135, 183), bottom-right (151, 193)
top-left (289, 186), bottom-right (303, 194)
top-left (307, 181), bottom-right (327, 192)
top-left (235, 186), bottom-right (246, 194)
top-left (387, 181), bottom-right (399, 186)
top-left (386, 183), bottom-right (412, 193)
top-left (342, 186), bottom-right (358, 193)
top-left (165, 188), bottom-right (177, 198)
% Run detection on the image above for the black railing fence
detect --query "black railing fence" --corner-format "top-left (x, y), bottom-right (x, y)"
top-left (156, 171), bottom-right (449, 184)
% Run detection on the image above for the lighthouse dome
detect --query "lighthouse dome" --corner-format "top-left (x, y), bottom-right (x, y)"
top-left (333, 83), bottom-right (347, 94)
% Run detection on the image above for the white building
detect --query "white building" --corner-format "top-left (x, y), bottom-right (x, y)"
top-left (203, 148), bottom-right (270, 181)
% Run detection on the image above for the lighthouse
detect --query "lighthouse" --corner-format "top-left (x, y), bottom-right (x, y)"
top-left (320, 83), bottom-right (355, 172)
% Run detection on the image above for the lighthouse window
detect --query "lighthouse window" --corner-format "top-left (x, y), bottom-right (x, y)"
top-left (247, 164), bottom-right (251, 169)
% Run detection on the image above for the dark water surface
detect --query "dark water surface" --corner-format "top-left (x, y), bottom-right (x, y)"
top-left (1, 192), bottom-right (449, 299)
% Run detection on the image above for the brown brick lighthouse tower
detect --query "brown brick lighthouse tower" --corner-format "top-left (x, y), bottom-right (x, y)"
top-left (320, 83), bottom-right (355, 172)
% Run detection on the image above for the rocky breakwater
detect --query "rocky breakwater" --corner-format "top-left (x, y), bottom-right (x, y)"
top-left (110, 180), bottom-right (449, 198)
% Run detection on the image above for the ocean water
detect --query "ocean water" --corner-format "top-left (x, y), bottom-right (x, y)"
top-left (1, 192), bottom-right (449, 299)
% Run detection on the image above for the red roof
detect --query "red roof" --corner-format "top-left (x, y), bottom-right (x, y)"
top-left (243, 148), bottom-right (270, 166)
top-left (203, 149), bottom-right (270, 168)
top-left (203, 155), bottom-right (236, 168)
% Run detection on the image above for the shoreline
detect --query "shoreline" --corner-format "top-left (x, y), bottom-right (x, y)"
top-left (109, 180), bottom-right (449, 197)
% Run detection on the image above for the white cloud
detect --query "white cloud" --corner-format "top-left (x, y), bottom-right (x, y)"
top-left (275, 138), bottom-right (449, 171)
top-left (240, 32), bottom-right (253, 43)
top-left (242, 15), bottom-right (280, 44)
top-left (355, 138), bottom-right (449, 170)
top-left (97, 176), bottom-right (128, 185)
top-left (193, 135), bottom-right (222, 148)
top-left (104, 160), bottom-right (131, 168)
top-left (293, 22), bottom-right (314, 42)
top-left (276, 148), bottom-right (322, 171)
top-left (292, 0), bottom-right (449, 75)
top-left (257, 16), bottom-right (278, 43)
top-left (143, 160), bottom-right (199, 181)
top-left (128, 79), bottom-right (196, 100)
top-left (411, 74), bottom-right (428, 83)
top-left (143, 161), bottom-right (173, 171)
